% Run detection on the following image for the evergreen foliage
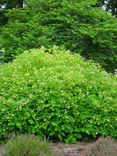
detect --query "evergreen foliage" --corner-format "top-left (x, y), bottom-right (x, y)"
top-left (0, 0), bottom-right (24, 26)
top-left (0, 0), bottom-right (117, 72)
top-left (97, 0), bottom-right (117, 17)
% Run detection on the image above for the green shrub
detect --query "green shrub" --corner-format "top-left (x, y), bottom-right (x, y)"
top-left (0, 46), bottom-right (117, 143)
top-left (3, 135), bottom-right (58, 156)
top-left (0, 0), bottom-right (117, 72)
top-left (85, 137), bottom-right (117, 156)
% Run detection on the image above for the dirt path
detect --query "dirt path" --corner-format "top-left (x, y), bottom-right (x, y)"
top-left (52, 142), bottom-right (89, 156)
top-left (0, 146), bottom-right (5, 156)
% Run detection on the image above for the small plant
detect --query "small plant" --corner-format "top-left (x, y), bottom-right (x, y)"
top-left (3, 135), bottom-right (58, 156)
top-left (85, 137), bottom-right (117, 156)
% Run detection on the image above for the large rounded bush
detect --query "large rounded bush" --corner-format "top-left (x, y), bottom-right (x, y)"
top-left (0, 46), bottom-right (117, 143)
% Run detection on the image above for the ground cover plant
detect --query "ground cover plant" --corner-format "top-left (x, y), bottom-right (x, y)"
top-left (0, 46), bottom-right (117, 143)
top-left (2, 134), bottom-right (59, 156)
top-left (0, 0), bottom-right (117, 72)
top-left (85, 137), bottom-right (117, 156)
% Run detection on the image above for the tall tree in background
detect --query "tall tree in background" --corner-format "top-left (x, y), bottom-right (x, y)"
top-left (0, 0), bottom-right (117, 73)
top-left (97, 0), bottom-right (117, 17)
top-left (0, 0), bottom-right (23, 9)
top-left (0, 0), bottom-right (24, 26)
top-left (19, 0), bottom-right (24, 8)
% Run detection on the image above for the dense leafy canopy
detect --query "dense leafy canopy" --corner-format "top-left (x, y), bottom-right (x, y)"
top-left (0, 47), bottom-right (116, 143)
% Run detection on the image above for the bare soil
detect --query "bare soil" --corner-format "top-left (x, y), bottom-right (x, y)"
top-left (52, 142), bottom-right (90, 156)
top-left (0, 146), bottom-right (5, 156)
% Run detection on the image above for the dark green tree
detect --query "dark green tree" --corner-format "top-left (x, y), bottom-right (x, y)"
top-left (97, 0), bottom-right (117, 17)
top-left (0, 0), bottom-right (24, 26)
top-left (0, 0), bottom-right (24, 9)
top-left (0, 0), bottom-right (117, 72)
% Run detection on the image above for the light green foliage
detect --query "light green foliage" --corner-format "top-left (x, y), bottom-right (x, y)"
top-left (3, 135), bottom-right (58, 156)
top-left (0, 0), bottom-right (117, 72)
top-left (0, 46), bottom-right (116, 143)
